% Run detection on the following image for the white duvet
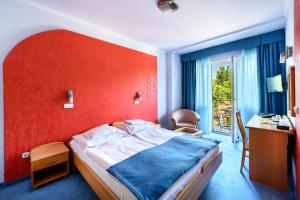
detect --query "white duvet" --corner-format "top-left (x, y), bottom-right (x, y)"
top-left (84, 127), bottom-right (182, 170)
top-left (87, 134), bottom-right (154, 169)
top-left (131, 127), bottom-right (183, 145)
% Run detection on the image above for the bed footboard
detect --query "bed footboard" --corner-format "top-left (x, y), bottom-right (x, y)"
top-left (73, 153), bottom-right (119, 200)
top-left (175, 151), bottom-right (223, 200)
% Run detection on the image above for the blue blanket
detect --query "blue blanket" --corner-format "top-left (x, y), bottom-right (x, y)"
top-left (107, 135), bottom-right (220, 200)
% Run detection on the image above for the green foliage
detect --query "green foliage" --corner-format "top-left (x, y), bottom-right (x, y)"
top-left (212, 66), bottom-right (232, 114)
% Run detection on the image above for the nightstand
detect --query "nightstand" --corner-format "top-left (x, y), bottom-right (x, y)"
top-left (175, 127), bottom-right (203, 137)
top-left (30, 142), bottom-right (69, 188)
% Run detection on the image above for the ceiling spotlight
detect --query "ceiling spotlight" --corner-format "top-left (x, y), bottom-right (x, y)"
top-left (158, 0), bottom-right (179, 12)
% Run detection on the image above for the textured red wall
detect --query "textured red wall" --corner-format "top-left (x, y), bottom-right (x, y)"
top-left (3, 30), bottom-right (157, 182)
top-left (295, 0), bottom-right (300, 198)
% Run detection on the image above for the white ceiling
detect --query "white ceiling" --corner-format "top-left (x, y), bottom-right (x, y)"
top-left (28, 0), bottom-right (286, 51)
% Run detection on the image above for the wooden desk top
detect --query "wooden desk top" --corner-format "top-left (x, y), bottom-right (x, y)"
top-left (246, 115), bottom-right (294, 135)
top-left (30, 142), bottom-right (69, 162)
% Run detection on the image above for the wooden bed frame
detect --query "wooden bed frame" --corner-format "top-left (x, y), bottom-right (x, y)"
top-left (73, 150), bottom-right (222, 200)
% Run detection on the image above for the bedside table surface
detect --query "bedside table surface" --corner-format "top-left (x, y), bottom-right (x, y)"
top-left (30, 142), bottom-right (69, 162)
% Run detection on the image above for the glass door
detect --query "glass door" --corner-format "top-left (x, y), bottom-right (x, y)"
top-left (211, 60), bottom-right (233, 136)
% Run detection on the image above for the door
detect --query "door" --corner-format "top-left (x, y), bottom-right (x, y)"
top-left (211, 60), bottom-right (233, 137)
top-left (210, 54), bottom-right (241, 143)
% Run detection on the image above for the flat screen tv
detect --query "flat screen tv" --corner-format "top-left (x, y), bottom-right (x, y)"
top-left (266, 74), bottom-right (283, 93)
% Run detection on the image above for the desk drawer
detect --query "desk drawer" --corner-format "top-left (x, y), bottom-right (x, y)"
top-left (32, 153), bottom-right (68, 171)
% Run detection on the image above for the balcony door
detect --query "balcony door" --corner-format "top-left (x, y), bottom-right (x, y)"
top-left (211, 53), bottom-right (240, 143)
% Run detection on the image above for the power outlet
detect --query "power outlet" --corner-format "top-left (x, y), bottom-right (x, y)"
top-left (22, 152), bottom-right (30, 159)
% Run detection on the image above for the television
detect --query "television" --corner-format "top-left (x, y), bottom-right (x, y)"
top-left (266, 75), bottom-right (283, 93)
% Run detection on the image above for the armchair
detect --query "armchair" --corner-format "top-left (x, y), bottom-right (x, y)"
top-left (171, 109), bottom-right (200, 130)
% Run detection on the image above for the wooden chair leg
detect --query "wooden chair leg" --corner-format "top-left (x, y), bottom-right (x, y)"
top-left (240, 149), bottom-right (245, 173)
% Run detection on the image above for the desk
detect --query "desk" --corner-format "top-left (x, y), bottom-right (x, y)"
top-left (246, 115), bottom-right (294, 191)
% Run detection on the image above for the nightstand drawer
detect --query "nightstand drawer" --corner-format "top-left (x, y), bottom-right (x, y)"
top-left (32, 153), bottom-right (68, 171)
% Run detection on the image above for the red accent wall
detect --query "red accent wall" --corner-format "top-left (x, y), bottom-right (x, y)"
top-left (3, 30), bottom-right (157, 182)
top-left (295, 0), bottom-right (300, 198)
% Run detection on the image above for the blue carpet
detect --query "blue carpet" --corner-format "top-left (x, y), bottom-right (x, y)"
top-left (0, 134), bottom-right (295, 200)
top-left (199, 134), bottom-right (294, 200)
top-left (0, 173), bottom-right (98, 200)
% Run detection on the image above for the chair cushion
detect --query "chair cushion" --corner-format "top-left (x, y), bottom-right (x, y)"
top-left (176, 122), bottom-right (196, 128)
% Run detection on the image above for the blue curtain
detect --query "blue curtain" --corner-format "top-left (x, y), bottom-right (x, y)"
top-left (195, 58), bottom-right (212, 134)
top-left (182, 60), bottom-right (196, 110)
top-left (236, 48), bottom-right (260, 125)
top-left (257, 41), bottom-right (287, 115)
top-left (181, 29), bottom-right (285, 62)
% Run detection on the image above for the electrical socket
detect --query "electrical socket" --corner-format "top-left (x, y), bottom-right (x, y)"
top-left (22, 152), bottom-right (30, 159)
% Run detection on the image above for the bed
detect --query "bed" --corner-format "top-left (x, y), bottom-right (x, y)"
top-left (70, 122), bottom-right (222, 200)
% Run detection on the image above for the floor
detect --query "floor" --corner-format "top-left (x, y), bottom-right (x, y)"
top-left (0, 134), bottom-right (295, 200)
top-left (200, 134), bottom-right (295, 200)
top-left (212, 126), bottom-right (231, 135)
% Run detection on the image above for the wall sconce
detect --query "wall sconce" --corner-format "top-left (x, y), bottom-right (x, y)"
top-left (280, 46), bottom-right (294, 63)
top-left (134, 91), bottom-right (142, 104)
top-left (68, 90), bottom-right (73, 104)
top-left (64, 89), bottom-right (74, 109)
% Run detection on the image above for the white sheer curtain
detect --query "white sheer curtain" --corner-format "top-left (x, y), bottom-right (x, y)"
top-left (236, 48), bottom-right (260, 125)
top-left (195, 58), bottom-right (212, 134)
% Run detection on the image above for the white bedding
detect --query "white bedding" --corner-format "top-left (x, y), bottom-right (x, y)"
top-left (86, 128), bottom-right (184, 169)
top-left (131, 127), bottom-right (183, 145)
top-left (87, 134), bottom-right (155, 169)
top-left (70, 140), bottom-right (137, 200)
top-left (70, 129), bottom-right (219, 200)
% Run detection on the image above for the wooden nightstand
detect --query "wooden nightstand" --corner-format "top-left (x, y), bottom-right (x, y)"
top-left (30, 142), bottom-right (69, 188)
top-left (175, 127), bottom-right (203, 137)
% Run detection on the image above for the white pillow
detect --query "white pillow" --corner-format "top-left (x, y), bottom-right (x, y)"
top-left (115, 123), bottom-right (156, 134)
top-left (73, 134), bottom-right (100, 148)
top-left (125, 119), bottom-right (148, 125)
top-left (82, 124), bottom-right (111, 140)
top-left (73, 125), bottom-right (127, 148)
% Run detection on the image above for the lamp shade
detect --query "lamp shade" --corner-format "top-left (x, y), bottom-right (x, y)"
top-left (266, 75), bottom-right (283, 93)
